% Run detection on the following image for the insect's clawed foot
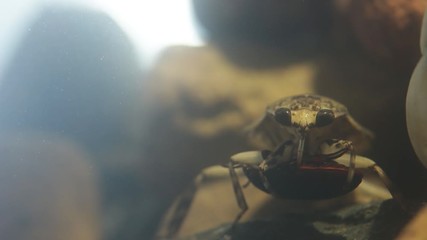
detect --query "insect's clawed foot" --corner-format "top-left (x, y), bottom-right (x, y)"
top-left (221, 224), bottom-right (238, 240)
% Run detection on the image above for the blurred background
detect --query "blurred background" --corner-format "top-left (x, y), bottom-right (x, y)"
top-left (1, 0), bottom-right (427, 239)
top-left (0, 1), bottom-right (202, 239)
top-left (0, 0), bottom-right (202, 74)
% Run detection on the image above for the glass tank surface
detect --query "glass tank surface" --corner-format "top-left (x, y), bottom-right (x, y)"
top-left (1, 1), bottom-right (427, 240)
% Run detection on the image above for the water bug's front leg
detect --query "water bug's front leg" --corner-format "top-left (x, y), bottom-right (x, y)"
top-left (334, 155), bottom-right (404, 209)
top-left (318, 139), bottom-right (356, 184)
top-left (228, 160), bottom-right (248, 232)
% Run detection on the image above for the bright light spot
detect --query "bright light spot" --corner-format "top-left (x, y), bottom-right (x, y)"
top-left (94, 0), bottom-right (203, 65)
top-left (0, 0), bottom-right (203, 76)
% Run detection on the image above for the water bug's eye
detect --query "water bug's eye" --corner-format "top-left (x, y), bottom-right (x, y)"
top-left (274, 108), bottom-right (292, 126)
top-left (316, 109), bottom-right (335, 127)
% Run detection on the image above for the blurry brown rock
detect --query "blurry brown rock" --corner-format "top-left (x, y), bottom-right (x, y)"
top-left (193, 0), bottom-right (333, 43)
top-left (0, 7), bottom-right (147, 239)
top-left (0, 133), bottom-right (100, 240)
top-left (192, 0), bottom-right (336, 68)
top-left (344, 0), bottom-right (427, 71)
top-left (398, 205), bottom-right (427, 240)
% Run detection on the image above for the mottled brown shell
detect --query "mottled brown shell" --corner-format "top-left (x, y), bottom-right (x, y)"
top-left (248, 94), bottom-right (374, 154)
top-left (266, 94), bottom-right (348, 116)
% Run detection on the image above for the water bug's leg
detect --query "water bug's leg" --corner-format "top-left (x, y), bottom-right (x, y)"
top-left (347, 143), bottom-right (356, 184)
top-left (265, 140), bottom-right (294, 167)
top-left (242, 180), bottom-right (251, 188)
top-left (271, 140), bottom-right (294, 157)
top-left (318, 139), bottom-right (355, 184)
top-left (296, 136), bottom-right (306, 166)
top-left (371, 164), bottom-right (405, 210)
top-left (160, 165), bottom-right (229, 238)
top-left (335, 155), bottom-right (405, 210)
top-left (228, 161), bottom-right (248, 232)
top-left (231, 151), bottom-right (264, 165)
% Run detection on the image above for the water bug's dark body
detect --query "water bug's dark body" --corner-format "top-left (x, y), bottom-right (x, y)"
top-left (243, 161), bottom-right (363, 200)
